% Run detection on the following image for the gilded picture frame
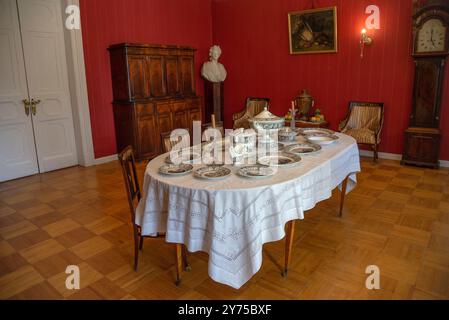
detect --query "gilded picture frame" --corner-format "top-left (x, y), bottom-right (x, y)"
top-left (288, 7), bottom-right (338, 54)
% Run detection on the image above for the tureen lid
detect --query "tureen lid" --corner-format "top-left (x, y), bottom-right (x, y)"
top-left (252, 107), bottom-right (283, 121)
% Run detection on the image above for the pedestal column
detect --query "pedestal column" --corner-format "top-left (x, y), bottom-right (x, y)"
top-left (204, 82), bottom-right (224, 123)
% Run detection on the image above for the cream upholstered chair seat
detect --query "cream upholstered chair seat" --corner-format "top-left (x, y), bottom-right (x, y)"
top-left (343, 128), bottom-right (377, 145)
top-left (340, 102), bottom-right (384, 161)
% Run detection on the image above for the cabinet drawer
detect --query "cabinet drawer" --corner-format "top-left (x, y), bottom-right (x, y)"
top-left (187, 97), bottom-right (201, 109)
top-left (136, 103), bottom-right (154, 117)
top-left (172, 101), bottom-right (188, 112)
top-left (156, 103), bottom-right (171, 115)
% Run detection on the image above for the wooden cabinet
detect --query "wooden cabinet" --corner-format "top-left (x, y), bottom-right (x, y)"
top-left (402, 128), bottom-right (441, 168)
top-left (109, 44), bottom-right (202, 160)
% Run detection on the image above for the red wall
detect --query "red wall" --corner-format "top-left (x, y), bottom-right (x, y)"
top-left (79, 0), bottom-right (213, 158)
top-left (212, 0), bottom-right (449, 160)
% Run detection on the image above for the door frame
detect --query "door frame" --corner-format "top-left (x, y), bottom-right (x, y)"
top-left (61, 0), bottom-right (95, 167)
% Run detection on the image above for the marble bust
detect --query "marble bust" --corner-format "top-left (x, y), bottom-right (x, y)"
top-left (201, 45), bottom-right (227, 83)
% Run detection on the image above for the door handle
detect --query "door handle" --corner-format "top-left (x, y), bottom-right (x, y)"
top-left (31, 99), bottom-right (41, 116)
top-left (22, 99), bottom-right (31, 116)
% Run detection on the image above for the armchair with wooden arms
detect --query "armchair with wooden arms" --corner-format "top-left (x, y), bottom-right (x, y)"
top-left (339, 102), bottom-right (385, 162)
top-left (232, 97), bottom-right (270, 129)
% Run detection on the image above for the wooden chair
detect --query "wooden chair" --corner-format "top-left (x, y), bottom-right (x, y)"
top-left (232, 97), bottom-right (270, 129)
top-left (339, 102), bottom-right (385, 161)
top-left (160, 129), bottom-right (191, 153)
top-left (118, 146), bottom-right (189, 285)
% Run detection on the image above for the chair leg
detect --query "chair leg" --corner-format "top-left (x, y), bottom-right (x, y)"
top-left (175, 244), bottom-right (183, 286)
top-left (283, 220), bottom-right (296, 277)
top-left (139, 234), bottom-right (144, 251)
top-left (182, 245), bottom-right (191, 272)
top-left (133, 225), bottom-right (140, 271)
top-left (373, 144), bottom-right (379, 162)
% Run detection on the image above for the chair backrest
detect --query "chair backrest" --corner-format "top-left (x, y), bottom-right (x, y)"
top-left (118, 146), bottom-right (141, 222)
top-left (346, 102), bottom-right (384, 134)
top-left (161, 129), bottom-right (191, 153)
top-left (246, 97), bottom-right (270, 117)
top-left (233, 97), bottom-right (270, 129)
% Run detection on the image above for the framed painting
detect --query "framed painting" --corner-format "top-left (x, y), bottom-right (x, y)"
top-left (288, 7), bottom-right (338, 54)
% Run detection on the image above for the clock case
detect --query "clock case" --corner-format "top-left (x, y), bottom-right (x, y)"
top-left (402, 3), bottom-right (449, 169)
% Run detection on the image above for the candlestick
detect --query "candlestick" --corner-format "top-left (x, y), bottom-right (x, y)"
top-left (211, 114), bottom-right (216, 128)
top-left (289, 102), bottom-right (297, 130)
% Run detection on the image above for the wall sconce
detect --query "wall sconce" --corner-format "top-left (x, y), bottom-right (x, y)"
top-left (360, 28), bottom-right (373, 58)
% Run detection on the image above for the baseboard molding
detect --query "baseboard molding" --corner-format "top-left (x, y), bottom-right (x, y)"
top-left (359, 150), bottom-right (449, 168)
top-left (94, 154), bottom-right (118, 165)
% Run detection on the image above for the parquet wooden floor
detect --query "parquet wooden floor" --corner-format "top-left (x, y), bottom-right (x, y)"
top-left (1, 158), bottom-right (448, 300)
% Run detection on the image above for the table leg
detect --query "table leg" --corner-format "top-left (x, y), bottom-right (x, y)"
top-left (339, 175), bottom-right (349, 217)
top-left (175, 244), bottom-right (183, 286)
top-left (283, 220), bottom-right (296, 277)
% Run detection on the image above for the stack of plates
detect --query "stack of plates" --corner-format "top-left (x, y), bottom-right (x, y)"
top-left (284, 143), bottom-right (322, 155)
top-left (299, 128), bottom-right (339, 146)
top-left (194, 166), bottom-right (231, 180)
top-left (306, 135), bottom-right (339, 145)
top-left (299, 128), bottom-right (335, 136)
top-left (238, 165), bottom-right (275, 179)
top-left (158, 164), bottom-right (193, 176)
top-left (257, 152), bottom-right (302, 168)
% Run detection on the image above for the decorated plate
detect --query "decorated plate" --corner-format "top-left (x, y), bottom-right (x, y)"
top-left (165, 150), bottom-right (201, 164)
top-left (158, 164), bottom-right (193, 176)
top-left (257, 153), bottom-right (302, 168)
top-left (299, 128), bottom-right (335, 137)
top-left (284, 143), bottom-right (322, 155)
top-left (238, 165), bottom-right (276, 179)
top-left (306, 135), bottom-right (339, 145)
top-left (194, 166), bottom-right (232, 180)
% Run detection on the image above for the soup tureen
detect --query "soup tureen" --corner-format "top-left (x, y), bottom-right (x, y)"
top-left (248, 107), bottom-right (285, 131)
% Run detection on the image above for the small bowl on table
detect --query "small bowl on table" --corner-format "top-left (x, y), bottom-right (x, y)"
top-left (278, 127), bottom-right (298, 143)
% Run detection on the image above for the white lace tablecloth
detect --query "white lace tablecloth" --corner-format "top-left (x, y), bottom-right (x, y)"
top-left (136, 133), bottom-right (361, 289)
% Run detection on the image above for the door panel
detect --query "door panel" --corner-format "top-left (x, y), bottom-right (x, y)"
top-left (147, 57), bottom-right (166, 97)
top-left (137, 115), bottom-right (158, 158)
top-left (165, 56), bottom-right (179, 95)
top-left (172, 101), bottom-right (188, 130)
top-left (180, 56), bottom-right (195, 95)
top-left (129, 56), bottom-right (148, 100)
top-left (0, 0), bottom-right (39, 182)
top-left (18, 0), bottom-right (78, 173)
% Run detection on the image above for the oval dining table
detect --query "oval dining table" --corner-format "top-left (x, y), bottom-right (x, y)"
top-left (136, 133), bottom-right (361, 289)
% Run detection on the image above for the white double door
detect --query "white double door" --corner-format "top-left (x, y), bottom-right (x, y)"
top-left (0, 0), bottom-right (78, 182)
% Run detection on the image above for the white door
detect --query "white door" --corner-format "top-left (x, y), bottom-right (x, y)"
top-left (0, 0), bottom-right (39, 181)
top-left (18, 0), bottom-right (78, 173)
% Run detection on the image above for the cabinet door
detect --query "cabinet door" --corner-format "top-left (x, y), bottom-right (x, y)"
top-left (147, 56), bottom-right (166, 97)
top-left (172, 101), bottom-right (189, 130)
top-left (156, 102), bottom-right (172, 134)
top-left (406, 133), bottom-right (439, 163)
top-left (165, 56), bottom-right (179, 96)
top-left (128, 56), bottom-right (148, 100)
top-left (137, 105), bottom-right (159, 159)
top-left (179, 56), bottom-right (195, 95)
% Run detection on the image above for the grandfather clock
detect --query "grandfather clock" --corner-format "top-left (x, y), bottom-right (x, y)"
top-left (402, 2), bottom-right (449, 169)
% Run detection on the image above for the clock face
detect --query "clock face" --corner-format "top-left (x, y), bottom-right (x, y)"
top-left (417, 18), bottom-right (447, 53)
